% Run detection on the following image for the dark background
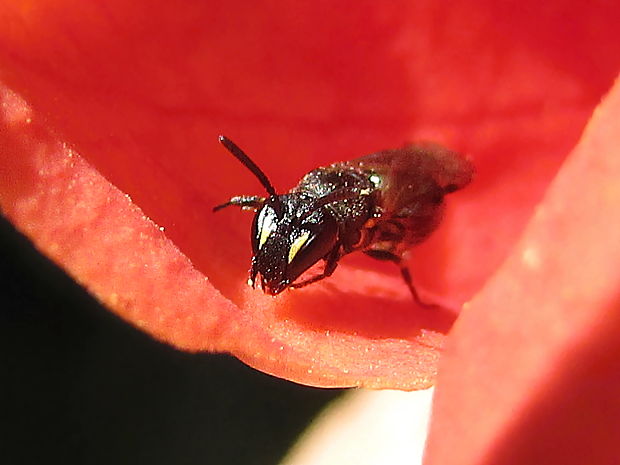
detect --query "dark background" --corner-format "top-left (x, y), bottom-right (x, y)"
top-left (0, 214), bottom-right (342, 465)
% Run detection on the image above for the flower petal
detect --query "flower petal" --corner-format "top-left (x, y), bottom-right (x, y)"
top-left (1, 1), bottom-right (618, 388)
top-left (280, 389), bottom-right (433, 465)
top-left (426, 75), bottom-right (620, 464)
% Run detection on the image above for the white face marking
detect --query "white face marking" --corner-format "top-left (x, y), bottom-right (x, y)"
top-left (257, 207), bottom-right (278, 250)
top-left (288, 230), bottom-right (311, 264)
top-left (369, 174), bottom-right (382, 187)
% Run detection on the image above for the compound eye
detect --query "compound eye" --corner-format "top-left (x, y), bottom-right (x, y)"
top-left (285, 217), bottom-right (338, 284)
top-left (253, 205), bottom-right (278, 253)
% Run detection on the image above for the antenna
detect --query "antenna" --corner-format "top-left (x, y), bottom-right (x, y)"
top-left (218, 136), bottom-right (278, 198)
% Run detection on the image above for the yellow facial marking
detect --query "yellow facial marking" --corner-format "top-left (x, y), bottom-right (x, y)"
top-left (258, 212), bottom-right (277, 250)
top-left (288, 231), bottom-right (310, 264)
top-left (259, 225), bottom-right (272, 250)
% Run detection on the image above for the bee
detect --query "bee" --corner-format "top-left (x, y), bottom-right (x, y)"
top-left (214, 135), bottom-right (473, 307)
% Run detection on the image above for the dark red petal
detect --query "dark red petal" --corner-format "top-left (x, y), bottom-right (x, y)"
top-left (426, 76), bottom-right (620, 464)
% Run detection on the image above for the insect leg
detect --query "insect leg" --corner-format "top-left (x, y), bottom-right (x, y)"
top-left (289, 247), bottom-right (340, 290)
top-left (213, 195), bottom-right (265, 212)
top-left (364, 250), bottom-right (439, 309)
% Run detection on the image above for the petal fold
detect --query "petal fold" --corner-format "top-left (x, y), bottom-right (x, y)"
top-left (426, 75), bottom-right (620, 464)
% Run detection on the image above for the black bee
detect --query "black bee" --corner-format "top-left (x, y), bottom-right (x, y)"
top-left (214, 135), bottom-right (473, 307)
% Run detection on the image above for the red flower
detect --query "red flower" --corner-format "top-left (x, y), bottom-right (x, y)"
top-left (1, 4), bottom-right (619, 456)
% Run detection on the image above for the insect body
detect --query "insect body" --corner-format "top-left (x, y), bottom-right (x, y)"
top-left (214, 136), bottom-right (473, 306)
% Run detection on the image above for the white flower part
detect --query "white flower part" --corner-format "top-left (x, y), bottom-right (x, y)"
top-left (280, 388), bottom-right (435, 465)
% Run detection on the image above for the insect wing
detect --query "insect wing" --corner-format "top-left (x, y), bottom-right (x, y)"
top-left (350, 143), bottom-right (473, 216)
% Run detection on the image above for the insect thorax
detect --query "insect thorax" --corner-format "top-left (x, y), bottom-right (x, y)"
top-left (293, 164), bottom-right (379, 248)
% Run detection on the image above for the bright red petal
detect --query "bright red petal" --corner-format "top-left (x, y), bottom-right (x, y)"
top-left (426, 76), bottom-right (620, 464)
top-left (0, 1), bottom-right (618, 388)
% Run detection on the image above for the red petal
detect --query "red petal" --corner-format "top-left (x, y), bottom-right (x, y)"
top-left (426, 76), bottom-right (620, 463)
top-left (0, 1), bottom-right (617, 388)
